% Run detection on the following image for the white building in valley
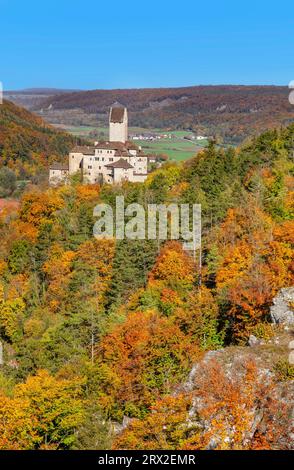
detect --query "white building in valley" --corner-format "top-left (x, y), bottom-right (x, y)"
top-left (49, 106), bottom-right (149, 186)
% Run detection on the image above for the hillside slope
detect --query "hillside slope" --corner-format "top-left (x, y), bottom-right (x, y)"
top-left (0, 122), bottom-right (293, 450)
top-left (0, 100), bottom-right (81, 176)
top-left (18, 85), bottom-right (294, 144)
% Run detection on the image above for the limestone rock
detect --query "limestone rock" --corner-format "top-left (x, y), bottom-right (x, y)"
top-left (270, 287), bottom-right (294, 325)
top-left (248, 335), bottom-right (261, 347)
top-left (112, 416), bottom-right (133, 435)
top-left (288, 350), bottom-right (294, 365)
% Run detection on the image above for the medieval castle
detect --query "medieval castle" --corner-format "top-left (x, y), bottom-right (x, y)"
top-left (49, 107), bottom-right (149, 185)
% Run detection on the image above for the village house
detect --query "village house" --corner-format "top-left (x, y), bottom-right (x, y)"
top-left (49, 106), bottom-right (149, 186)
top-left (49, 162), bottom-right (70, 184)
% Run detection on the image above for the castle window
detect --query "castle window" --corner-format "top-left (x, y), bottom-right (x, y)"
top-left (95, 157), bottom-right (99, 161)
top-left (109, 158), bottom-right (113, 161)
top-left (88, 165), bottom-right (92, 169)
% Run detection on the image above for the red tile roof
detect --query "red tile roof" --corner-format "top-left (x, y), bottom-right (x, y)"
top-left (110, 107), bottom-right (126, 123)
top-left (95, 141), bottom-right (126, 150)
top-left (71, 146), bottom-right (95, 154)
top-left (50, 162), bottom-right (69, 170)
top-left (105, 158), bottom-right (134, 169)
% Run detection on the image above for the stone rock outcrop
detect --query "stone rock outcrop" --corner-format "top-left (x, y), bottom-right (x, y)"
top-left (112, 416), bottom-right (133, 435)
top-left (270, 287), bottom-right (294, 325)
top-left (289, 340), bottom-right (294, 365)
top-left (248, 334), bottom-right (263, 347)
top-left (178, 328), bottom-right (294, 450)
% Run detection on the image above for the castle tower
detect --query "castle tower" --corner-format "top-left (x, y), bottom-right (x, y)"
top-left (109, 106), bottom-right (128, 143)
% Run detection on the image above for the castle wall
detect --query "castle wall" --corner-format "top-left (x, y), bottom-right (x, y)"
top-left (113, 167), bottom-right (133, 183)
top-left (131, 173), bottom-right (148, 183)
top-left (109, 108), bottom-right (128, 143)
top-left (69, 152), bottom-right (84, 174)
top-left (81, 152), bottom-right (117, 184)
top-left (58, 108), bottom-right (149, 187)
top-left (129, 155), bottom-right (148, 174)
top-left (67, 147), bottom-right (148, 186)
top-left (109, 122), bottom-right (128, 143)
top-left (49, 169), bottom-right (69, 186)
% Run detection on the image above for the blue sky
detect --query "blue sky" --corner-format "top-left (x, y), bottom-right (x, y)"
top-left (0, 0), bottom-right (293, 90)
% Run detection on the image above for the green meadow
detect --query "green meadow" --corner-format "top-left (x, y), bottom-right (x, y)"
top-left (60, 125), bottom-right (209, 161)
top-left (132, 129), bottom-right (208, 161)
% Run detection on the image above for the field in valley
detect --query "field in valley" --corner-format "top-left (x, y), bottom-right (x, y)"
top-left (57, 125), bottom-right (209, 161)
top-left (137, 131), bottom-right (209, 161)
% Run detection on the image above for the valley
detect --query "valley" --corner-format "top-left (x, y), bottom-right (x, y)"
top-left (57, 124), bottom-right (210, 161)
top-left (5, 85), bottom-right (294, 147)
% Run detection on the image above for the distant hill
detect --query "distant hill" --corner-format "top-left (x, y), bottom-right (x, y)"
top-left (5, 88), bottom-right (81, 95)
top-left (4, 89), bottom-right (81, 110)
top-left (0, 100), bottom-right (81, 176)
top-left (6, 85), bottom-right (293, 144)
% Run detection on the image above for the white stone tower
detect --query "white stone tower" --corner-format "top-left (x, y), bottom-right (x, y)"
top-left (109, 106), bottom-right (128, 143)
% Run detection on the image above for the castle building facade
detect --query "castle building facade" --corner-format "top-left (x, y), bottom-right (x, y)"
top-left (49, 107), bottom-right (149, 186)
top-left (109, 106), bottom-right (128, 143)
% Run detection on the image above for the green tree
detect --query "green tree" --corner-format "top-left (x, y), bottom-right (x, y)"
top-left (0, 168), bottom-right (17, 197)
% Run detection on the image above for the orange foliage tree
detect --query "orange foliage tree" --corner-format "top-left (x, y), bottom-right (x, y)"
top-left (42, 244), bottom-right (76, 312)
top-left (19, 190), bottom-right (64, 228)
top-left (113, 394), bottom-right (193, 450)
top-left (148, 241), bottom-right (195, 291)
top-left (96, 309), bottom-right (199, 419)
top-left (213, 203), bottom-right (294, 340)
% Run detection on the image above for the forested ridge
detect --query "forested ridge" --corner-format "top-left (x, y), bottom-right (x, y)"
top-left (0, 100), bottom-right (81, 179)
top-left (30, 85), bottom-right (294, 143)
top-left (0, 122), bottom-right (293, 449)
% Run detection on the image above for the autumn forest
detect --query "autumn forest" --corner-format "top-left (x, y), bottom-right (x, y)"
top-left (0, 99), bottom-right (293, 450)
